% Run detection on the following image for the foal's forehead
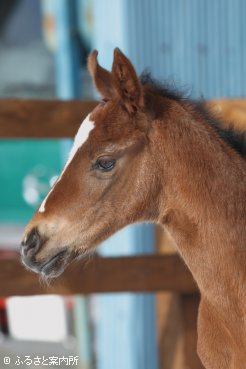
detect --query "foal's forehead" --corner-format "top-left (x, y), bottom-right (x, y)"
top-left (90, 101), bottom-right (138, 140)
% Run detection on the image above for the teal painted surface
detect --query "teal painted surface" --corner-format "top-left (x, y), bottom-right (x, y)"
top-left (0, 139), bottom-right (61, 223)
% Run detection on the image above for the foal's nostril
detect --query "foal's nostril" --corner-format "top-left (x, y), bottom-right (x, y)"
top-left (21, 228), bottom-right (41, 257)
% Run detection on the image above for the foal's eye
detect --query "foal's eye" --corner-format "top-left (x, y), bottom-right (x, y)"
top-left (95, 158), bottom-right (116, 172)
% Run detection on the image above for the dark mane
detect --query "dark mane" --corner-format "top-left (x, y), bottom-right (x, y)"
top-left (141, 72), bottom-right (187, 103)
top-left (140, 73), bottom-right (246, 158)
top-left (194, 102), bottom-right (246, 157)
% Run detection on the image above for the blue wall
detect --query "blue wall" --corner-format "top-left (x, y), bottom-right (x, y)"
top-left (93, 0), bottom-right (246, 99)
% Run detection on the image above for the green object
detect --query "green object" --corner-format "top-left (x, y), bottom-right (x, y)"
top-left (0, 139), bottom-right (62, 223)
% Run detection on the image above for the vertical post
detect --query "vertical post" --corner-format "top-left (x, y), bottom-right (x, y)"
top-left (180, 294), bottom-right (205, 369)
top-left (53, 0), bottom-right (80, 99)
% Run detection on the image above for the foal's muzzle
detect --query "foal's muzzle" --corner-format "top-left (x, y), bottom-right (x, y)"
top-left (21, 228), bottom-right (41, 260)
top-left (21, 227), bottom-right (70, 278)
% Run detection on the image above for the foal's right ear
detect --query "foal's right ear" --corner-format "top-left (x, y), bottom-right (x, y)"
top-left (111, 48), bottom-right (144, 114)
top-left (87, 50), bottom-right (114, 100)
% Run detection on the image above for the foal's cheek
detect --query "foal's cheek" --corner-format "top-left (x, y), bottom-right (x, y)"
top-left (72, 178), bottom-right (107, 215)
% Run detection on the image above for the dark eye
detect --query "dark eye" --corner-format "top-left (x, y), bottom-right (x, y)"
top-left (95, 158), bottom-right (116, 172)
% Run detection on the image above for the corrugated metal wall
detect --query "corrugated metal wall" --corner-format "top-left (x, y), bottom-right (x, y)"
top-left (95, 0), bottom-right (246, 98)
top-left (129, 0), bottom-right (246, 98)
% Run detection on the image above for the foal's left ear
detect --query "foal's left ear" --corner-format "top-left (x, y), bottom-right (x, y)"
top-left (87, 50), bottom-right (114, 100)
top-left (112, 48), bottom-right (144, 113)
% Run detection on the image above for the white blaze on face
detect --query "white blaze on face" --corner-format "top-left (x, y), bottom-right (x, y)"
top-left (39, 114), bottom-right (95, 213)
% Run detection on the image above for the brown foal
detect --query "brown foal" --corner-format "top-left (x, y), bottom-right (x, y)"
top-left (21, 48), bottom-right (246, 369)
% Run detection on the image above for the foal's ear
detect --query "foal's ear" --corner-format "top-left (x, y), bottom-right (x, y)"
top-left (87, 50), bottom-right (114, 99)
top-left (112, 48), bottom-right (144, 113)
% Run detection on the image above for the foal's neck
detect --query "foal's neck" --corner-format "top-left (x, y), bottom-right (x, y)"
top-left (156, 99), bottom-right (246, 315)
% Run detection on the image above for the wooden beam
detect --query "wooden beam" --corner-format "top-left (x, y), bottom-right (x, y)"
top-left (1, 98), bottom-right (246, 139)
top-left (206, 99), bottom-right (246, 130)
top-left (0, 254), bottom-right (197, 296)
top-left (0, 99), bottom-right (98, 138)
top-left (181, 294), bottom-right (204, 369)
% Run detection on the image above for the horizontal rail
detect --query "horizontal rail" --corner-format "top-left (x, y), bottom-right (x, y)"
top-left (0, 254), bottom-right (197, 296)
top-left (0, 99), bottom-right (98, 138)
top-left (204, 99), bottom-right (246, 130)
top-left (0, 98), bottom-right (245, 139)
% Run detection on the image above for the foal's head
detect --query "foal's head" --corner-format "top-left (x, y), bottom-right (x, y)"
top-left (21, 48), bottom-right (162, 278)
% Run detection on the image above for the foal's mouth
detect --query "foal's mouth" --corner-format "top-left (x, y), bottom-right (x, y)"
top-left (22, 248), bottom-right (71, 278)
top-left (39, 248), bottom-right (70, 278)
